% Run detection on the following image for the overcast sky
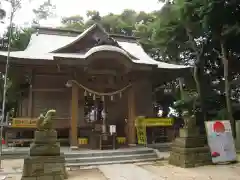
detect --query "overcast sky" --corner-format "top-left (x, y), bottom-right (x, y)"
top-left (0, 0), bottom-right (163, 35)
top-left (3, 0), bottom-right (163, 25)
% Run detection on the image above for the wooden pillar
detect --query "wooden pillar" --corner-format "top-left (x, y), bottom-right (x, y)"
top-left (28, 70), bottom-right (33, 117)
top-left (127, 85), bottom-right (136, 145)
top-left (70, 83), bottom-right (78, 147)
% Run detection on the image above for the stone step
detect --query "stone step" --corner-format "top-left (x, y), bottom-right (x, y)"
top-left (66, 157), bottom-right (160, 167)
top-left (64, 148), bottom-right (155, 158)
top-left (1, 148), bottom-right (155, 159)
top-left (65, 152), bottom-right (157, 164)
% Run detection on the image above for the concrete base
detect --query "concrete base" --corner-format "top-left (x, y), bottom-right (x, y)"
top-left (169, 128), bottom-right (212, 168)
top-left (235, 121), bottom-right (240, 150)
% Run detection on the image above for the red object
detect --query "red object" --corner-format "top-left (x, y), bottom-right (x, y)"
top-left (1, 138), bottom-right (5, 145)
top-left (211, 151), bottom-right (220, 158)
top-left (213, 121), bottom-right (225, 133)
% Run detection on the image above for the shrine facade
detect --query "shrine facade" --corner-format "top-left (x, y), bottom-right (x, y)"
top-left (0, 24), bottom-right (190, 148)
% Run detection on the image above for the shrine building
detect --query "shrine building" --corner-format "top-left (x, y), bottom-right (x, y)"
top-left (0, 24), bottom-right (190, 149)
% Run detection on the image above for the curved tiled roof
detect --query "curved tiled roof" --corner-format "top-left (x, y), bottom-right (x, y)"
top-left (0, 24), bottom-right (190, 69)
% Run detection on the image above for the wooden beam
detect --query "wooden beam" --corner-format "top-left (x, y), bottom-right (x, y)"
top-left (32, 88), bottom-right (66, 92)
top-left (34, 73), bottom-right (70, 77)
top-left (70, 83), bottom-right (78, 147)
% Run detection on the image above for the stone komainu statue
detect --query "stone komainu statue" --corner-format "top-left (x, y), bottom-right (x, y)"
top-left (36, 109), bottom-right (56, 131)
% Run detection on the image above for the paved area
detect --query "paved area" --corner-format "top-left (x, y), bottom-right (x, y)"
top-left (141, 161), bottom-right (240, 180)
top-left (1, 159), bottom-right (240, 180)
top-left (99, 164), bottom-right (163, 180)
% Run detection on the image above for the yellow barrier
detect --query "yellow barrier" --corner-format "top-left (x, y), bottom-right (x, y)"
top-left (78, 138), bottom-right (88, 145)
top-left (135, 117), bottom-right (174, 145)
top-left (117, 137), bottom-right (126, 144)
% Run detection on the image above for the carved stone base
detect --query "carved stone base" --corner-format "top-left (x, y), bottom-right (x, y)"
top-left (21, 129), bottom-right (68, 179)
top-left (21, 155), bottom-right (67, 180)
top-left (169, 128), bottom-right (212, 168)
top-left (169, 146), bottom-right (212, 168)
top-left (29, 130), bottom-right (60, 156)
top-left (30, 143), bottom-right (61, 156)
top-left (235, 121), bottom-right (240, 150)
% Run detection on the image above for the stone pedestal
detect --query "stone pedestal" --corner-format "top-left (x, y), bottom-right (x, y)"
top-left (21, 130), bottom-right (68, 180)
top-left (169, 127), bottom-right (212, 168)
top-left (235, 121), bottom-right (240, 150)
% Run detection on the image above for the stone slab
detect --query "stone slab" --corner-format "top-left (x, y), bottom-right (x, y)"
top-left (21, 177), bottom-right (37, 180)
top-left (171, 145), bottom-right (210, 154)
top-left (36, 175), bottom-right (54, 180)
top-left (29, 143), bottom-right (60, 156)
top-left (179, 128), bottom-right (199, 138)
top-left (173, 136), bottom-right (205, 148)
top-left (235, 121), bottom-right (240, 150)
top-left (34, 131), bottom-right (57, 144)
top-left (99, 164), bottom-right (164, 180)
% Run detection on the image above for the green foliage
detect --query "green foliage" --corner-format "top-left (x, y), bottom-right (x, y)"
top-left (174, 90), bottom-right (199, 116)
top-left (3, 1), bottom-right (240, 123)
top-left (61, 15), bottom-right (84, 31)
top-left (32, 0), bottom-right (56, 24)
top-left (213, 108), bottom-right (228, 120)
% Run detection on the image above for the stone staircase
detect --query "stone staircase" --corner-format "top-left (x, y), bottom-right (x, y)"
top-left (65, 148), bottom-right (160, 167)
top-left (2, 147), bottom-right (161, 167)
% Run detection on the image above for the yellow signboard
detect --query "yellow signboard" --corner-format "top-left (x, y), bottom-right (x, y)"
top-left (12, 118), bottom-right (37, 128)
top-left (143, 118), bottom-right (173, 127)
top-left (136, 126), bottom-right (147, 145)
top-left (135, 117), bottom-right (174, 127)
top-left (135, 117), bottom-right (174, 146)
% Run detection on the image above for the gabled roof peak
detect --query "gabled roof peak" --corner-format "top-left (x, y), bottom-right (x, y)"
top-left (33, 23), bottom-right (138, 40)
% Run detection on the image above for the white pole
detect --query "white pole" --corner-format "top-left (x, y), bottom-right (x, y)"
top-left (0, 8), bottom-right (13, 168)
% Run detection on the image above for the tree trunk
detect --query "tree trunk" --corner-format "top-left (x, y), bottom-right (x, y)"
top-left (185, 26), bottom-right (207, 122)
top-left (220, 41), bottom-right (235, 137)
top-left (193, 63), bottom-right (207, 135)
top-left (178, 77), bottom-right (184, 100)
top-left (194, 61), bottom-right (207, 122)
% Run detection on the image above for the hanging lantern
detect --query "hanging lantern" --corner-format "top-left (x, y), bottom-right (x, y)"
top-left (119, 92), bottom-right (122, 98)
top-left (110, 95), bottom-right (114, 101)
top-left (93, 94), bottom-right (96, 100)
top-left (101, 96), bottom-right (105, 101)
top-left (84, 90), bottom-right (87, 96)
top-left (89, 93), bottom-right (92, 96)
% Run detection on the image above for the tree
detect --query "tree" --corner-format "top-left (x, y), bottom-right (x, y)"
top-left (32, 0), bottom-right (56, 25)
top-left (151, 0), bottom-right (210, 125)
top-left (61, 15), bottom-right (84, 31)
top-left (202, 0), bottom-right (240, 136)
top-left (0, 0), bottom-right (32, 116)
